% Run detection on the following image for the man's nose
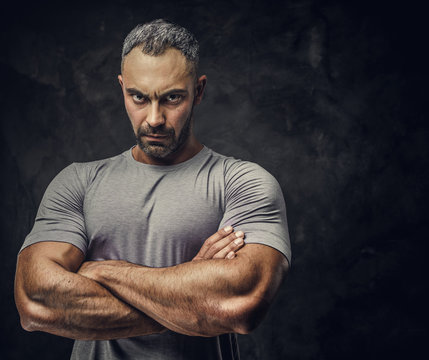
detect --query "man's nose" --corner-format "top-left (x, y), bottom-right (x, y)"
top-left (146, 102), bottom-right (165, 128)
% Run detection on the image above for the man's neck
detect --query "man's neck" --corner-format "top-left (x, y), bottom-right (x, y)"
top-left (132, 137), bottom-right (203, 166)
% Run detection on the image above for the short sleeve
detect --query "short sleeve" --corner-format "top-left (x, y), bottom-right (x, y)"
top-left (220, 160), bottom-right (291, 264)
top-left (20, 163), bottom-right (88, 254)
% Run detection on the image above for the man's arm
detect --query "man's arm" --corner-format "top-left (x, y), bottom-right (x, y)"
top-left (79, 243), bottom-right (289, 337)
top-left (15, 226), bottom-right (244, 340)
top-left (14, 241), bottom-right (164, 340)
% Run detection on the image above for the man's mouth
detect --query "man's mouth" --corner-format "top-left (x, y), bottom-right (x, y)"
top-left (144, 134), bottom-right (169, 141)
top-left (145, 134), bottom-right (168, 137)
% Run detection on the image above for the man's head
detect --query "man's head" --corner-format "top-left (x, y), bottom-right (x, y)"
top-left (119, 20), bottom-right (206, 165)
top-left (121, 19), bottom-right (199, 79)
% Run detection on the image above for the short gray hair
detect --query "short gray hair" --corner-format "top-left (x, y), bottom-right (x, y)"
top-left (121, 19), bottom-right (199, 75)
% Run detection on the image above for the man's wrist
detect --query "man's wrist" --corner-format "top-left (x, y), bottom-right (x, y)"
top-left (88, 260), bottom-right (144, 287)
top-left (78, 260), bottom-right (112, 283)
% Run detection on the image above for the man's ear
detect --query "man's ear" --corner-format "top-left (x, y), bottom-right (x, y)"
top-left (118, 75), bottom-right (124, 89)
top-left (194, 75), bottom-right (207, 105)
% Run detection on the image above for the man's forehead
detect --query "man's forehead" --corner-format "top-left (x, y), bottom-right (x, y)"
top-left (121, 47), bottom-right (194, 94)
top-left (122, 47), bottom-right (191, 77)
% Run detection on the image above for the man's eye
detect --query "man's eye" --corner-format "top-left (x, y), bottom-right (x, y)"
top-left (166, 94), bottom-right (182, 103)
top-left (132, 94), bottom-right (146, 103)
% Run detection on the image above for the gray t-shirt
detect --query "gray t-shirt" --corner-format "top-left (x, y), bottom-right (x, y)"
top-left (21, 146), bottom-right (291, 360)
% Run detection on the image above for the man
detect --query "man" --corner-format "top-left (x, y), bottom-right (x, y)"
top-left (15, 19), bottom-right (291, 359)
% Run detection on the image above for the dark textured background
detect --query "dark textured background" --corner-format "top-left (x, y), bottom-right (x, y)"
top-left (1, 0), bottom-right (427, 359)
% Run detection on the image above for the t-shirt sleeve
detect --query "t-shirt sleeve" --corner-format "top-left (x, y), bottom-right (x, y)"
top-left (219, 160), bottom-right (291, 264)
top-left (20, 163), bottom-right (88, 255)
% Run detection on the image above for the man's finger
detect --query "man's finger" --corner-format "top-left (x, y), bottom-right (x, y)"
top-left (213, 235), bottom-right (245, 259)
top-left (204, 231), bottom-right (244, 259)
top-left (194, 225), bottom-right (234, 259)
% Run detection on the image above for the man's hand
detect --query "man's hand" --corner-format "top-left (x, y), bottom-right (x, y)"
top-left (192, 226), bottom-right (245, 261)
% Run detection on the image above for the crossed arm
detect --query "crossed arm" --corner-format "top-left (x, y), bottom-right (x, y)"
top-left (15, 227), bottom-right (288, 340)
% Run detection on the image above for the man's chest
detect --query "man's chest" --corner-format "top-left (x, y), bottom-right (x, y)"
top-left (82, 171), bottom-right (225, 266)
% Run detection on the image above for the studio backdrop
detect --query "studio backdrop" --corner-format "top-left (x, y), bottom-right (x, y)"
top-left (1, 0), bottom-right (427, 359)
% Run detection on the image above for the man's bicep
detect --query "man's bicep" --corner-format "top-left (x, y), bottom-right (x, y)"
top-left (235, 243), bottom-right (288, 301)
top-left (18, 241), bottom-right (85, 273)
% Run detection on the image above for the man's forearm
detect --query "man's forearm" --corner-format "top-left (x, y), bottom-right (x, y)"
top-left (79, 245), bottom-right (284, 337)
top-left (80, 260), bottom-right (248, 336)
top-left (16, 256), bottom-right (164, 340)
top-left (16, 227), bottom-right (246, 339)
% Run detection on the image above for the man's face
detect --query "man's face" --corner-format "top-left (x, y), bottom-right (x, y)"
top-left (119, 47), bottom-right (206, 163)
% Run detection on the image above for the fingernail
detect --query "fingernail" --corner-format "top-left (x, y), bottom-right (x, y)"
top-left (227, 251), bottom-right (235, 259)
top-left (235, 231), bottom-right (244, 238)
top-left (234, 237), bottom-right (244, 245)
top-left (224, 225), bottom-right (233, 232)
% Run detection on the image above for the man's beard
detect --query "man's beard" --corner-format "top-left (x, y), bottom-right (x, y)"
top-left (135, 111), bottom-right (193, 159)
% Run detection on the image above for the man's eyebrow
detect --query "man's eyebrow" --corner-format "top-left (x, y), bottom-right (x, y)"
top-left (125, 88), bottom-right (188, 98)
top-left (125, 88), bottom-right (146, 96)
top-left (161, 89), bottom-right (188, 95)
top-left (157, 89), bottom-right (189, 99)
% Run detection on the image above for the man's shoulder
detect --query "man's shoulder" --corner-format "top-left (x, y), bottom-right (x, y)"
top-left (73, 149), bottom-right (128, 171)
top-left (52, 149), bottom-right (129, 189)
top-left (208, 149), bottom-right (273, 180)
top-left (204, 148), bottom-right (279, 192)
top-left (207, 147), bottom-right (262, 170)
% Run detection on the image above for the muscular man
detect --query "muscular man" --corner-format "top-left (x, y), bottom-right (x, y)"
top-left (15, 19), bottom-right (291, 359)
